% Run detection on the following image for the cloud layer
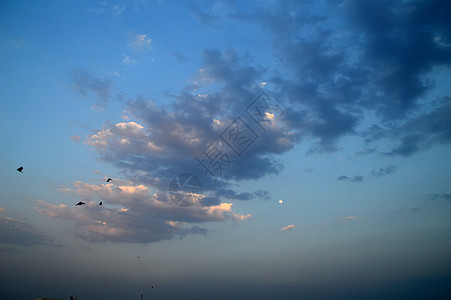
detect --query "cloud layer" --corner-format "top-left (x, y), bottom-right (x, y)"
top-left (36, 180), bottom-right (250, 243)
top-left (58, 0), bottom-right (451, 245)
top-left (0, 215), bottom-right (52, 247)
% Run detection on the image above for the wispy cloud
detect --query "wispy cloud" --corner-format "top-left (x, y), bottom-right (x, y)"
top-left (122, 56), bottom-right (137, 65)
top-left (0, 216), bottom-right (52, 247)
top-left (8, 36), bottom-right (27, 49)
top-left (69, 135), bottom-right (81, 143)
top-left (170, 51), bottom-right (188, 63)
top-left (343, 216), bottom-right (359, 221)
top-left (429, 193), bottom-right (451, 202)
top-left (88, 2), bottom-right (126, 16)
top-left (371, 165), bottom-right (397, 177)
top-left (70, 69), bottom-right (114, 103)
top-left (281, 224), bottom-right (295, 231)
top-left (129, 34), bottom-right (152, 52)
top-left (112, 4), bottom-right (126, 16)
top-left (404, 207), bottom-right (419, 215)
top-left (337, 175), bottom-right (363, 183)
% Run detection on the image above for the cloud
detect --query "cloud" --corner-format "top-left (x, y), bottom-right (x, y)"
top-left (371, 165), bottom-right (397, 177)
top-left (71, 0), bottom-right (451, 245)
top-left (383, 98), bottom-right (451, 157)
top-left (187, 1), bottom-right (451, 156)
top-left (343, 216), bottom-right (359, 221)
top-left (304, 168), bottom-right (314, 174)
top-left (281, 224), bottom-right (295, 231)
top-left (8, 37), bottom-right (27, 49)
top-left (404, 207), bottom-right (419, 215)
top-left (112, 4), bottom-right (126, 16)
top-left (236, 0), bottom-right (451, 155)
top-left (179, 225), bottom-right (207, 239)
top-left (71, 69), bottom-right (113, 102)
top-left (337, 175), bottom-right (349, 181)
top-left (189, 1), bottom-right (237, 27)
top-left (429, 193), bottom-right (451, 202)
top-left (79, 48), bottom-right (299, 197)
top-left (70, 135), bottom-right (81, 143)
top-left (45, 0), bottom-right (451, 251)
top-left (345, 0), bottom-right (451, 118)
top-left (170, 51), bottom-right (188, 63)
top-left (384, 135), bottom-right (421, 157)
top-left (35, 180), bottom-right (250, 243)
top-left (122, 56), bottom-right (137, 65)
top-left (337, 175), bottom-right (363, 183)
top-left (214, 188), bottom-right (269, 201)
top-left (88, 2), bottom-right (126, 16)
top-left (0, 206), bottom-right (4, 212)
top-left (129, 34), bottom-right (152, 52)
top-left (0, 216), bottom-right (52, 247)
top-left (88, 4), bottom-right (106, 15)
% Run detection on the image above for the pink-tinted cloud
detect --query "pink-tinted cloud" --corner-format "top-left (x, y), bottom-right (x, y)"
top-left (281, 224), bottom-right (295, 231)
top-left (35, 180), bottom-right (250, 243)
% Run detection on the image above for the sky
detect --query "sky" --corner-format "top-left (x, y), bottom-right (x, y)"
top-left (1, 0), bottom-right (451, 299)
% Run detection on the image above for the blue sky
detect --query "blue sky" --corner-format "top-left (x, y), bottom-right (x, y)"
top-left (1, 0), bottom-right (451, 299)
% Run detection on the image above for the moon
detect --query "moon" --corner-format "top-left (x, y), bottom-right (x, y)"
top-left (278, 199), bottom-right (283, 204)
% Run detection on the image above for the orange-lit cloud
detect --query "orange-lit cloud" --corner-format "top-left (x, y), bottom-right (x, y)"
top-left (281, 224), bottom-right (295, 231)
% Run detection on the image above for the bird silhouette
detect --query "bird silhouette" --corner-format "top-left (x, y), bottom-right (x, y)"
top-left (17, 166), bottom-right (23, 173)
top-left (106, 178), bottom-right (112, 182)
top-left (76, 201), bottom-right (85, 206)
top-left (99, 201), bottom-right (103, 205)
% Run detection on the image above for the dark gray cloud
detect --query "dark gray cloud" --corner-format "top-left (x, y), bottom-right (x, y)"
top-left (179, 225), bottom-right (208, 239)
top-left (170, 51), bottom-right (188, 63)
top-left (71, 69), bottom-right (114, 102)
top-left (215, 188), bottom-right (270, 201)
top-left (371, 165), bottom-right (397, 177)
top-left (384, 98), bottom-right (451, 156)
top-left (0, 216), bottom-right (52, 247)
top-left (355, 147), bottom-right (378, 156)
top-left (248, 0), bottom-right (451, 154)
top-left (404, 207), bottom-right (419, 215)
top-left (346, 0), bottom-right (451, 118)
top-left (384, 134), bottom-right (421, 157)
top-left (338, 175), bottom-right (363, 183)
top-left (429, 193), bottom-right (451, 202)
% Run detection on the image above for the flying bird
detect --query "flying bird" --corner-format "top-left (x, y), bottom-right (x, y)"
top-left (106, 178), bottom-right (112, 182)
top-left (99, 201), bottom-right (103, 205)
top-left (76, 201), bottom-right (85, 206)
top-left (17, 166), bottom-right (23, 173)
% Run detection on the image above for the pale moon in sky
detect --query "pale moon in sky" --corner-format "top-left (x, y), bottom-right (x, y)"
top-left (278, 199), bottom-right (283, 204)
